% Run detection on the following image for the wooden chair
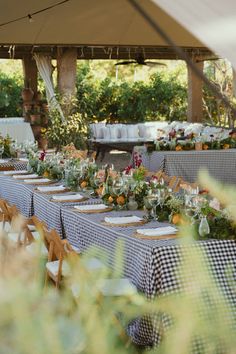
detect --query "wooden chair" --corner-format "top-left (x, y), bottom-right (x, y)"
top-left (24, 216), bottom-right (48, 256)
top-left (44, 228), bottom-right (137, 298)
top-left (168, 176), bottom-right (183, 193)
top-left (0, 199), bottom-right (11, 227)
top-left (44, 228), bottom-right (70, 288)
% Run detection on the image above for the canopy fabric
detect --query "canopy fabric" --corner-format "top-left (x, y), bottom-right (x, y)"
top-left (0, 0), bottom-right (204, 47)
top-left (34, 53), bottom-right (65, 121)
top-left (153, 0), bottom-right (236, 68)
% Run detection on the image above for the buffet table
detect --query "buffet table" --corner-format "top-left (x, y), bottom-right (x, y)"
top-left (0, 118), bottom-right (34, 143)
top-left (0, 175), bottom-right (235, 348)
top-left (133, 148), bottom-right (236, 184)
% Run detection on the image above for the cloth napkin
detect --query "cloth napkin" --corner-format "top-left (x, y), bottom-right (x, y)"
top-left (24, 178), bottom-right (50, 184)
top-left (52, 193), bottom-right (84, 201)
top-left (4, 170), bottom-right (28, 175)
top-left (74, 204), bottom-right (108, 211)
top-left (0, 159), bottom-right (6, 163)
top-left (37, 185), bottom-right (65, 192)
top-left (104, 215), bottom-right (142, 225)
top-left (13, 173), bottom-right (38, 179)
top-left (136, 226), bottom-right (177, 237)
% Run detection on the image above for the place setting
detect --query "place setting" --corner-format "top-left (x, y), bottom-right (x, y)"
top-left (101, 215), bottom-right (147, 227)
top-left (23, 178), bottom-right (55, 185)
top-left (50, 192), bottom-right (88, 203)
top-left (35, 184), bottom-right (71, 194)
top-left (73, 203), bottom-right (113, 213)
top-left (133, 225), bottom-right (178, 240)
top-left (13, 173), bottom-right (40, 180)
top-left (3, 169), bottom-right (29, 176)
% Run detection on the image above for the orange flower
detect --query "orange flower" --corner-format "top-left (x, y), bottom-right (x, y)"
top-left (223, 144), bottom-right (230, 149)
top-left (175, 145), bottom-right (182, 151)
top-left (203, 144), bottom-right (209, 150)
top-left (43, 171), bottom-right (50, 178)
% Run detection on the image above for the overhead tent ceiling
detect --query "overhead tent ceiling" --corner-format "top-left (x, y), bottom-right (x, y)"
top-left (153, 0), bottom-right (236, 68)
top-left (0, 0), bottom-right (206, 48)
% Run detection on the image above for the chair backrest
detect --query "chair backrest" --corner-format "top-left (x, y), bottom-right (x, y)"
top-left (0, 199), bottom-right (18, 222)
top-left (168, 176), bottom-right (183, 193)
top-left (6, 204), bottom-right (19, 219)
top-left (44, 228), bottom-right (67, 262)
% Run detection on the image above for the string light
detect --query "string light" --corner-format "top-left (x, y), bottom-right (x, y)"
top-left (28, 14), bottom-right (33, 23)
top-left (0, 0), bottom-right (70, 28)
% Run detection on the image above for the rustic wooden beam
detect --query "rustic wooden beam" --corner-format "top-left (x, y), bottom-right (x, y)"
top-left (22, 54), bottom-right (38, 93)
top-left (0, 45), bottom-right (213, 60)
top-left (187, 58), bottom-right (204, 123)
top-left (57, 47), bottom-right (77, 97)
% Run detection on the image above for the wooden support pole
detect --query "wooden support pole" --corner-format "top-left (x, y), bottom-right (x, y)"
top-left (57, 48), bottom-right (77, 97)
top-left (22, 54), bottom-right (38, 94)
top-left (187, 59), bottom-right (204, 123)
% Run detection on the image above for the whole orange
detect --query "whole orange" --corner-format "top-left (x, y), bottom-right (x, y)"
top-left (80, 181), bottom-right (87, 189)
top-left (108, 196), bottom-right (114, 204)
top-left (172, 213), bottom-right (181, 225)
top-left (116, 195), bottom-right (125, 205)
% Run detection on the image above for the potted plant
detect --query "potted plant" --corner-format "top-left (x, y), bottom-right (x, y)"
top-left (29, 108), bottom-right (41, 125)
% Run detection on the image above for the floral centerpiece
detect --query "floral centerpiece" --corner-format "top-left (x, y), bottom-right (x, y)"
top-left (153, 128), bottom-right (236, 152)
top-left (0, 134), bottom-right (18, 158)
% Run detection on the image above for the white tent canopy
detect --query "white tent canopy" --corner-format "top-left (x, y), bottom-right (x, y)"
top-left (153, 0), bottom-right (236, 69)
top-left (0, 0), bottom-right (204, 47)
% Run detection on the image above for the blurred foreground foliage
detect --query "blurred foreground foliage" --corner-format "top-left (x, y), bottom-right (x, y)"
top-left (0, 173), bottom-right (236, 354)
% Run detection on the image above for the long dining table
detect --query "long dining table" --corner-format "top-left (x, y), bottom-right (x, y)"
top-left (0, 174), bottom-right (236, 347)
top-left (132, 147), bottom-right (236, 184)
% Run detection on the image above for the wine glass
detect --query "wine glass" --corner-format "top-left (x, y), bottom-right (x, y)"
top-left (143, 196), bottom-right (154, 220)
top-left (112, 175), bottom-right (124, 196)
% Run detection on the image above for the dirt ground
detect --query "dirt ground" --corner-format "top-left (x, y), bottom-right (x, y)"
top-left (96, 150), bottom-right (131, 171)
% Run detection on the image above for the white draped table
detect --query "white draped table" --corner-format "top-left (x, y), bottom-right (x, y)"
top-left (0, 118), bottom-right (34, 143)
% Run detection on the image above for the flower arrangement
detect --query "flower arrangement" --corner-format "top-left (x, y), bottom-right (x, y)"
top-left (154, 128), bottom-right (236, 152)
top-left (0, 134), bottom-right (16, 158)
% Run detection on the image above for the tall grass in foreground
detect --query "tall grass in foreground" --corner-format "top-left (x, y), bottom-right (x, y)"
top-left (0, 172), bottom-right (236, 354)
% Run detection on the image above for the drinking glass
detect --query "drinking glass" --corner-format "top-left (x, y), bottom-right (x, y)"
top-left (198, 216), bottom-right (210, 237)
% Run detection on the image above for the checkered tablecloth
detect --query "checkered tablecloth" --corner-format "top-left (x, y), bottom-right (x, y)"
top-left (0, 159), bottom-right (28, 171)
top-left (132, 147), bottom-right (236, 184)
top-left (0, 175), bottom-right (34, 217)
top-left (0, 175), bottom-right (236, 348)
top-left (33, 191), bottom-right (101, 238)
top-left (60, 207), bottom-right (236, 346)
